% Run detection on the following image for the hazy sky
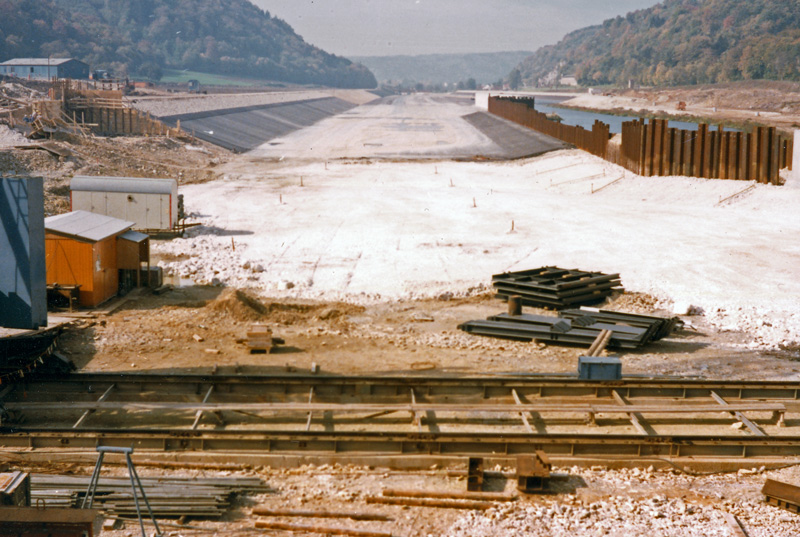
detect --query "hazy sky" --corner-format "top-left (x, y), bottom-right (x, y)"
top-left (252, 0), bottom-right (661, 57)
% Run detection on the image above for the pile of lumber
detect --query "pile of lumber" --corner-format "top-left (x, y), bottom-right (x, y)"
top-left (492, 266), bottom-right (622, 309)
top-left (458, 307), bottom-right (679, 349)
top-left (30, 474), bottom-right (270, 519)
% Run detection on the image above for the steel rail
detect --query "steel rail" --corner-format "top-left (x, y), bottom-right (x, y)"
top-left (12, 372), bottom-right (800, 394)
top-left (3, 428), bottom-right (800, 462)
top-left (3, 373), bottom-right (800, 465)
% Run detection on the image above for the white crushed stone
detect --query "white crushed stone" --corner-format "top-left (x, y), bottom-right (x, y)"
top-left (0, 124), bottom-right (31, 148)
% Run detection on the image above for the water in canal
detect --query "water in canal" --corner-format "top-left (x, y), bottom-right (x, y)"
top-left (535, 96), bottom-right (725, 133)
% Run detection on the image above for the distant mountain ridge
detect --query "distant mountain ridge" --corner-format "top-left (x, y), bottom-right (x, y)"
top-left (515, 0), bottom-right (800, 87)
top-left (0, 0), bottom-right (377, 88)
top-left (352, 52), bottom-right (533, 86)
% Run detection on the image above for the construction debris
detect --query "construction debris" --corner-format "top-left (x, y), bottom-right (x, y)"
top-left (492, 266), bottom-right (622, 309)
top-left (30, 474), bottom-right (270, 519)
top-left (458, 306), bottom-right (678, 349)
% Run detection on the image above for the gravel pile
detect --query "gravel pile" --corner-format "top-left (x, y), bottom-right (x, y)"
top-left (447, 499), bottom-right (799, 537)
top-left (0, 125), bottom-right (31, 148)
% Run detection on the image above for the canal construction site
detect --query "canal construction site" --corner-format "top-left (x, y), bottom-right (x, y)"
top-left (2, 82), bottom-right (800, 535)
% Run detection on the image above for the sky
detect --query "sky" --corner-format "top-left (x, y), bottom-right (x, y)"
top-left (252, 0), bottom-right (662, 58)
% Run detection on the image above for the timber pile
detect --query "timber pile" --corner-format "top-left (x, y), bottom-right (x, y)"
top-left (30, 474), bottom-right (270, 519)
top-left (458, 307), bottom-right (678, 349)
top-left (492, 266), bottom-right (622, 309)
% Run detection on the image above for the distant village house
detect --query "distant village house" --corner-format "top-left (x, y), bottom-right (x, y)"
top-left (0, 58), bottom-right (90, 81)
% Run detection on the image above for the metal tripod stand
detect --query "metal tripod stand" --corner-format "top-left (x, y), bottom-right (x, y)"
top-left (81, 446), bottom-right (162, 537)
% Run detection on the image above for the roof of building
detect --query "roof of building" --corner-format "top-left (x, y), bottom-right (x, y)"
top-left (71, 175), bottom-right (177, 195)
top-left (0, 58), bottom-right (84, 67)
top-left (119, 230), bottom-right (149, 243)
top-left (45, 210), bottom-right (134, 242)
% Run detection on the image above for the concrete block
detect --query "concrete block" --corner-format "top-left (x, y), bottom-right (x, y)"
top-left (0, 177), bottom-right (47, 329)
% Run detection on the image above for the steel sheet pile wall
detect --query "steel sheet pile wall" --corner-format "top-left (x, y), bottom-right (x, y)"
top-left (488, 96), bottom-right (793, 184)
top-left (619, 119), bottom-right (793, 184)
top-left (488, 97), bottom-right (609, 158)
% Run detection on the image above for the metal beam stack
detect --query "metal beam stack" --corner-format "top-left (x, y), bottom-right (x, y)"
top-left (458, 307), bottom-right (679, 349)
top-left (492, 267), bottom-right (622, 309)
top-left (30, 474), bottom-right (271, 519)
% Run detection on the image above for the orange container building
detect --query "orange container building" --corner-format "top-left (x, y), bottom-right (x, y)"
top-left (44, 211), bottom-right (147, 308)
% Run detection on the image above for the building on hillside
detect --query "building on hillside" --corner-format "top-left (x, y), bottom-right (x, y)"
top-left (559, 75), bottom-right (578, 87)
top-left (0, 58), bottom-right (90, 81)
top-left (44, 211), bottom-right (150, 308)
top-left (70, 176), bottom-right (180, 232)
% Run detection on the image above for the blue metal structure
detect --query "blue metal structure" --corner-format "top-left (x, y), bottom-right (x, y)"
top-left (0, 177), bottom-right (47, 330)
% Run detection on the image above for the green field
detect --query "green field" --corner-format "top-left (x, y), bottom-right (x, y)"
top-left (160, 69), bottom-right (283, 87)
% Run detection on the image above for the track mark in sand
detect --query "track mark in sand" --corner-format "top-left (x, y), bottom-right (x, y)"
top-left (266, 237), bottom-right (300, 270)
top-left (504, 248), bottom-right (539, 272)
top-left (308, 221), bottom-right (344, 288)
top-left (343, 251), bottom-right (363, 290)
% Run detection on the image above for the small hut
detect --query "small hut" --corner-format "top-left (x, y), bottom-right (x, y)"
top-left (44, 211), bottom-right (150, 308)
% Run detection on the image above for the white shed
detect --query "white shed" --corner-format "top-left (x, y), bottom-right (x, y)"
top-left (70, 176), bottom-right (179, 232)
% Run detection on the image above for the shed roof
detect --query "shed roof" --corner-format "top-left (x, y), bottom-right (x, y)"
top-left (119, 230), bottom-right (149, 243)
top-left (45, 210), bottom-right (134, 242)
top-left (0, 58), bottom-right (83, 67)
top-left (71, 175), bottom-right (177, 195)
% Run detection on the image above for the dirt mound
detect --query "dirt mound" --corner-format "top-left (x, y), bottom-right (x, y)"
top-left (206, 289), bottom-right (269, 322)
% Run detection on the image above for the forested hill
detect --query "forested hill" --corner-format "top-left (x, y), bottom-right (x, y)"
top-left (516, 0), bottom-right (800, 88)
top-left (0, 0), bottom-right (377, 88)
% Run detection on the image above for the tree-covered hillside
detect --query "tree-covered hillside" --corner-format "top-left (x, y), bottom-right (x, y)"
top-left (516, 0), bottom-right (800, 87)
top-left (0, 0), bottom-right (377, 88)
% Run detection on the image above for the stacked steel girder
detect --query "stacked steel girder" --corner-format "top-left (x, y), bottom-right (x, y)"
top-left (458, 308), bottom-right (678, 348)
top-left (492, 266), bottom-right (622, 309)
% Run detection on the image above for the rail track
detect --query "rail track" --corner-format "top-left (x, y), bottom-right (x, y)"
top-left (2, 373), bottom-right (800, 469)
